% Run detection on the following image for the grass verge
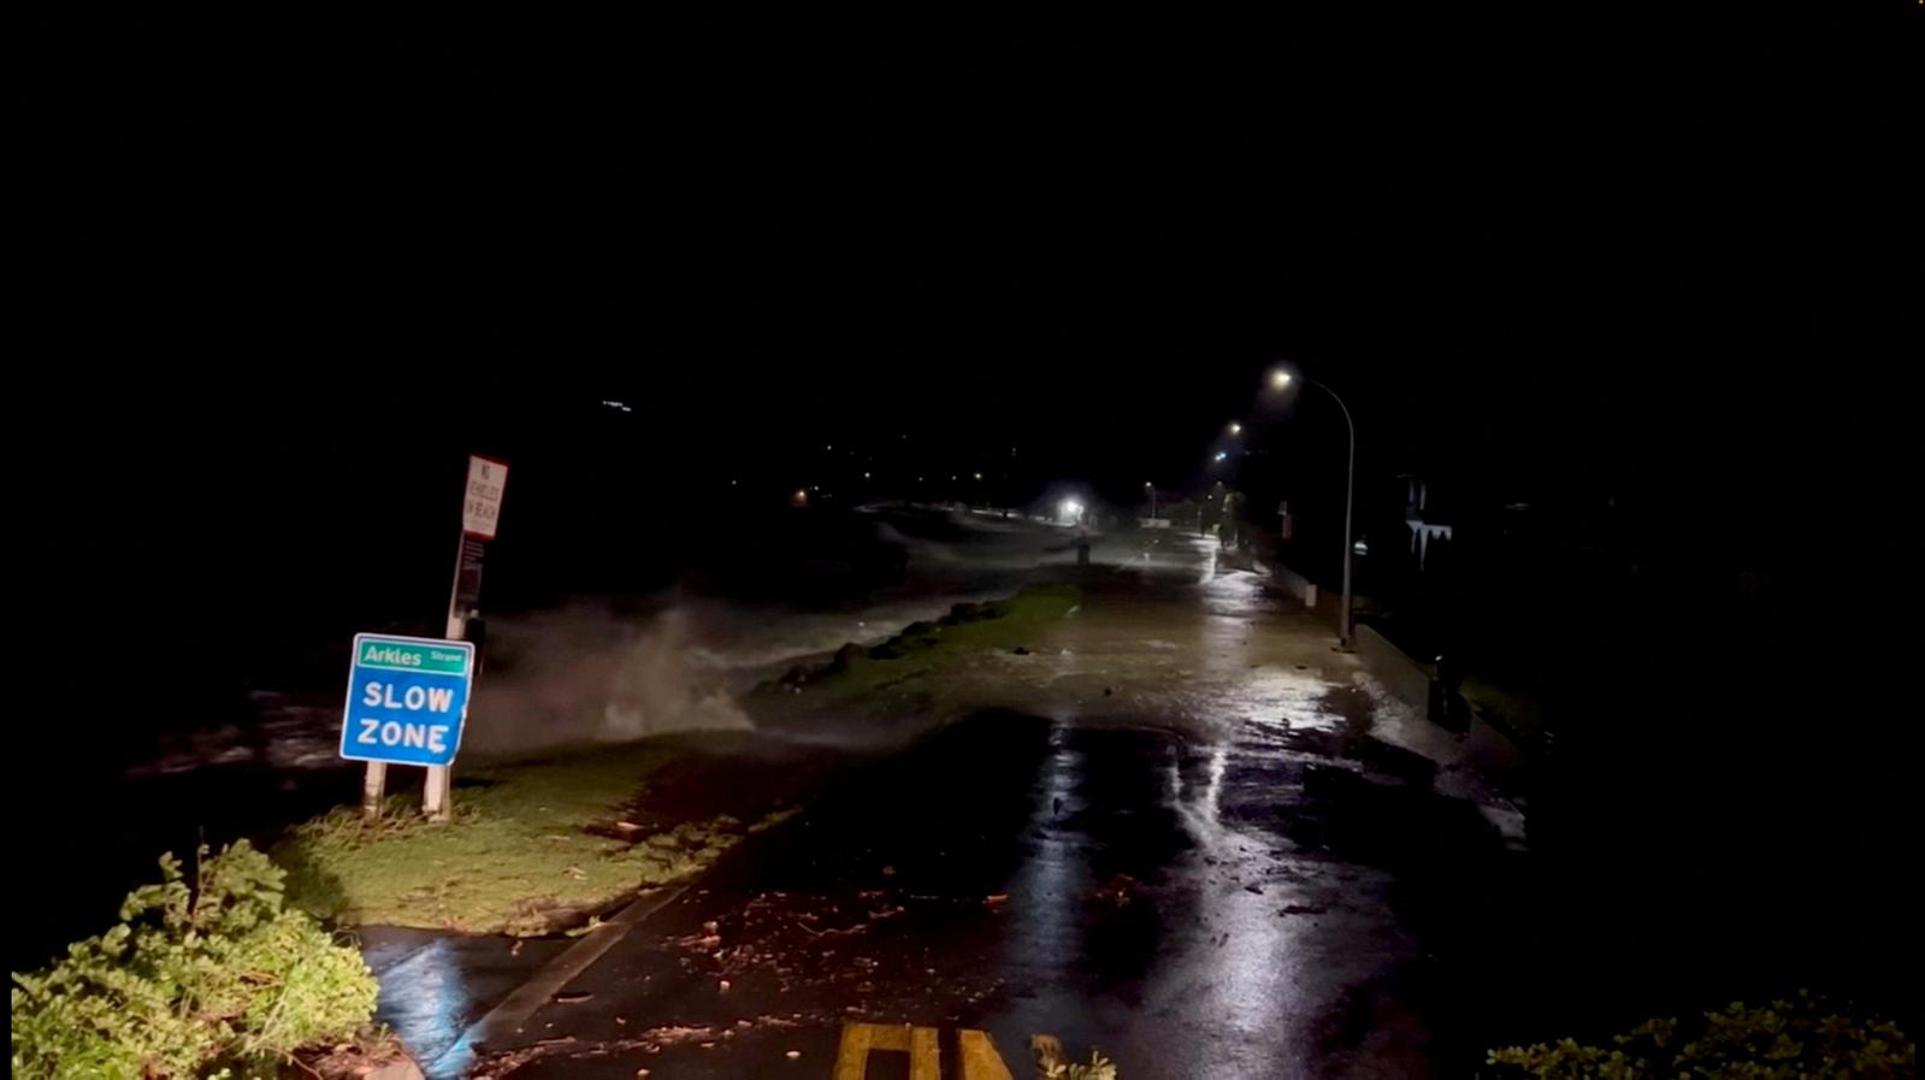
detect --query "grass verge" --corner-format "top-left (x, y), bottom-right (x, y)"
top-left (275, 586), bottom-right (1078, 936)
top-left (758, 583), bottom-right (1082, 707)
top-left (275, 743), bottom-right (751, 935)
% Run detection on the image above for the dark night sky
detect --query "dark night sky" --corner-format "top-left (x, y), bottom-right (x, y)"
top-left (16, 8), bottom-right (1923, 689)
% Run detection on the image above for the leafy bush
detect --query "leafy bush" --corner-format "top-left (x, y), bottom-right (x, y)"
top-left (1487, 992), bottom-right (1914, 1078)
top-left (11, 840), bottom-right (379, 1079)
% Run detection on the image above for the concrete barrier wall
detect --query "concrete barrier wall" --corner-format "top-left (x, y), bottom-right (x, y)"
top-left (1270, 563), bottom-right (1319, 607)
top-left (1356, 625), bottom-right (1530, 781)
top-left (1268, 558), bottom-right (1532, 780)
top-left (1353, 624), bottom-right (1432, 712)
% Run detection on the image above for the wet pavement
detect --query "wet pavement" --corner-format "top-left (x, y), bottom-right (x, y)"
top-left (428, 535), bottom-right (1526, 1078)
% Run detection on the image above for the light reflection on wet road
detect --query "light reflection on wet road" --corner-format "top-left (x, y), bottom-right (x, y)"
top-left (400, 533), bottom-right (1519, 1078)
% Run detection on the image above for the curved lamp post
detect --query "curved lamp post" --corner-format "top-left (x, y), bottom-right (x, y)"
top-left (1271, 368), bottom-right (1356, 648)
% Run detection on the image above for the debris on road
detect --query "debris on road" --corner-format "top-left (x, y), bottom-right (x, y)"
top-left (1094, 874), bottom-right (1140, 907)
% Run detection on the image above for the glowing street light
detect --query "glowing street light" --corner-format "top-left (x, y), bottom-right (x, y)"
top-left (1268, 365), bottom-right (1357, 648)
top-left (1214, 451), bottom-right (1229, 462)
top-left (1144, 481), bottom-right (1157, 522)
top-left (1228, 421), bottom-right (1242, 436)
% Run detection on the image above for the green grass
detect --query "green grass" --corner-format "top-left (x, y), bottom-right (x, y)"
top-left (1459, 674), bottom-right (1550, 749)
top-left (275, 586), bottom-right (1080, 936)
top-left (761, 584), bottom-right (1082, 705)
top-left (275, 743), bottom-right (743, 935)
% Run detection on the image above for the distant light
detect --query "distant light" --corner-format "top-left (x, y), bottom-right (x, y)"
top-left (825, 445), bottom-right (833, 451)
top-left (950, 475), bottom-right (957, 481)
top-left (918, 476), bottom-right (925, 482)
top-left (730, 479), bottom-right (738, 486)
top-left (1059, 499), bottom-right (1083, 521)
top-left (1228, 421), bottom-right (1242, 436)
top-left (973, 472), bottom-right (983, 480)
top-left (1144, 481), bottom-right (1153, 488)
top-left (864, 471), bottom-right (871, 479)
top-left (1214, 451), bottom-right (1229, 462)
top-left (1270, 370), bottom-right (1293, 389)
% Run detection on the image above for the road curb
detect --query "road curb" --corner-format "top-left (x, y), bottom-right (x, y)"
top-left (426, 883), bottom-right (688, 1077)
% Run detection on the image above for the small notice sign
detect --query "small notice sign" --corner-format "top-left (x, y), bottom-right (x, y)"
top-left (462, 455), bottom-right (509, 539)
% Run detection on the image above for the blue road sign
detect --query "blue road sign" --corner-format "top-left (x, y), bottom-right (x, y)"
top-left (339, 633), bottom-right (475, 767)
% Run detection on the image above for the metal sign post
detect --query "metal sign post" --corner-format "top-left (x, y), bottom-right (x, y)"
top-left (423, 455), bottom-right (508, 820)
top-left (347, 454), bottom-right (508, 820)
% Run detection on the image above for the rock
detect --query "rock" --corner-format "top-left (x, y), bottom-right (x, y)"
top-left (365, 1059), bottom-right (425, 1080)
top-left (1011, 645), bottom-right (1031, 655)
top-left (944, 601), bottom-right (986, 623)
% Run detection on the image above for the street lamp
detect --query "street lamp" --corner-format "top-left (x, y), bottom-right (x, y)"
top-left (1228, 421), bottom-right (1242, 436)
top-left (1144, 481), bottom-right (1156, 522)
top-left (1270, 365), bottom-right (1357, 648)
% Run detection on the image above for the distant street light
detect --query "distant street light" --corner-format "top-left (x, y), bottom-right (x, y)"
top-left (1144, 481), bottom-right (1156, 522)
top-left (1228, 421), bottom-right (1242, 436)
top-left (973, 472), bottom-right (983, 480)
top-left (1269, 365), bottom-right (1356, 648)
top-left (1214, 451), bottom-right (1228, 462)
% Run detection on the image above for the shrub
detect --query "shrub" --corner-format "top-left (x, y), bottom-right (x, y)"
top-left (11, 840), bottom-right (379, 1079)
top-left (1487, 992), bottom-right (1914, 1078)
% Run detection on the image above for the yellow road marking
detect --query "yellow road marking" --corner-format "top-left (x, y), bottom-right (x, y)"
top-left (834, 1022), bottom-right (939, 1080)
top-left (833, 1023), bottom-right (1014, 1079)
top-left (959, 1029), bottom-right (1015, 1080)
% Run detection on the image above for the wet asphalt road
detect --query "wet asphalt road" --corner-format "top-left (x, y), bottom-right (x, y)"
top-left (444, 536), bottom-right (1525, 1078)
